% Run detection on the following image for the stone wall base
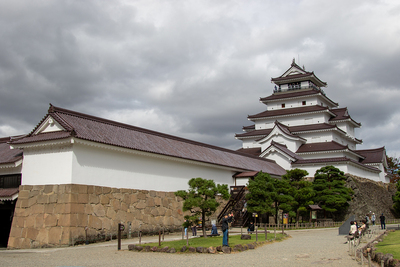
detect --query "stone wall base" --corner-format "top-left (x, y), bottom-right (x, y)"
top-left (8, 184), bottom-right (187, 249)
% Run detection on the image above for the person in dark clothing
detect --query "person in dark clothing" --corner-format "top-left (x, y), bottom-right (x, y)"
top-left (380, 213), bottom-right (386, 229)
top-left (247, 221), bottom-right (255, 234)
top-left (221, 213), bottom-right (234, 246)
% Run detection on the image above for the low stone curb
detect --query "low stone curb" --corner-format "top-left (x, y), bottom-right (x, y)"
top-left (357, 230), bottom-right (400, 267)
top-left (128, 238), bottom-right (282, 254)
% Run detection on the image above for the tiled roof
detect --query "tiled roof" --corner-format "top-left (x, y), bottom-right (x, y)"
top-left (292, 157), bottom-right (380, 172)
top-left (10, 105), bottom-right (286, 176)
top-left (0, 138), bottom-right (23, 166)
top-left (234, 171), bottom-right (259, 178)
top-left (356, 147), bottom-right (386, 164)
top-left (236, 147), bottom-right (262, 157)
top-left (260, 89), bottom-right (337, 107)
top-left (236, 123), bottom-right (339, 139)
top-left (235, 129), bottom-right (273, 138)
top-left (268, 141), bottom-right (303, 160)
top-left (271, 62), bottom-right (327, 87)
top-left (289, 123), bottom-right (337, 133)
top-left (248, 105), bottom-right (330, 119)
top-left (329, 108), bottom-right (361, 126)
top-left (0, 188), bottom-right (19, 201)
top-left (296, 141), bottom-right (349, 153)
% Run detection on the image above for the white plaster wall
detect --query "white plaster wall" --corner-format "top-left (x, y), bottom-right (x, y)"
top-left (71, 143), bottom-right (236, 191)
top-left (268, 96), bottom-right (319, 111)
top-left (254, 113), bottom-right (329, 129)
top-left (264, 151), bottom-right (291, 171)
top-left (235, 177), bottom-right (249, 186)
top-left (346, 164), bottom-right (381, 182)
top-left (21, 145), bottom-right (73, 185)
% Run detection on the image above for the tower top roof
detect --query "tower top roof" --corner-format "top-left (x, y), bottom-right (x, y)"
top-left (271, 59), bottom-right (327, 87)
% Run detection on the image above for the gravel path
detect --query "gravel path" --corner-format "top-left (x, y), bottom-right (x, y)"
top-left (0, 228), bottom-right (365, 267)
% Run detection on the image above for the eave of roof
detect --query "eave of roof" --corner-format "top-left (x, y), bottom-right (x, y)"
top-left (0, 188), bottom-right (19, 201)
top-left (248, 105), bottom-right (332, 120)
top-left (260, 89), bottom-right (338, 107)
top-left (292, 157), bottom-right (380, 172)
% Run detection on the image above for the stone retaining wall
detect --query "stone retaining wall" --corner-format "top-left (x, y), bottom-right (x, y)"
top-left (8, 184), bottom-right (187, 249)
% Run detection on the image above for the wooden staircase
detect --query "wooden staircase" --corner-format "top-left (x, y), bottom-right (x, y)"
top-left (217, 186), bottom-right (250, 227)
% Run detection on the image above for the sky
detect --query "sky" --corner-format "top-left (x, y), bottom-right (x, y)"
top-left (1, 0), bottom-right (400, 157)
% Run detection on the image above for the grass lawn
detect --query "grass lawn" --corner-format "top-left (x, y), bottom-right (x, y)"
top-left (374, 231), bottom-right (400, 259)
top-left (135, 233), bottom-right (286, 251)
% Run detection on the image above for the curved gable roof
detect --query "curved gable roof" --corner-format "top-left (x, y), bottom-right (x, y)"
top-left (11, 105), bottom-right (286, 176)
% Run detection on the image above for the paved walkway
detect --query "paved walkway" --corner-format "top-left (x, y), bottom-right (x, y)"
top-left (0, 227), bottom-right (382, 267)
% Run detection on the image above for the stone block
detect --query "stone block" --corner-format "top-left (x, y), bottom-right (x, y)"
top-left (247, 243), bottom-right (255, 249)
top-left (161, 246), bottom-right (169, 252)
top-left (111, 199), bottom-right (121, 210)
top-left (35, 214), bottom-right (44, 228)
top-left (121, 202), bottom-right (128, 212)
top-left (162, 198), bottom-right (170, 207)
top-left (100, 195), bottom-right (110, 205)
top-left (180, 246), bottom-right (187, 252)
top-left (44, 203), bottom-right (55, 214)
top-left (60, 227), bottom-right (71, 245)
top-left (241, 234), bottom-right (251, 240)
top-left (188, 247), bottom-right (196, 252)
top-left (137, 192), bottom-right (146, 200)
top-left (89, 195), bottom-right (99, 204)
top-left (101, 187), bottom-right (111, 194)
top-left (112, 193), bottom-right (123, 200)
top-left (147, 198), bottom-right (155, 207)
top-left (70, 203), bottom-right (85, 214)
top-left (111, 188), bottom-right (120, 193)
top-left (7, 237), bottom-right (21, 249)
top-left (44, 214), bottom-right (58, 227)
top-left (208, 247), bottom-right (217, 254)
top-left (58, 214), bottom-right (71, 227)
top-left (221, 246), bottom-right (231, 254)
top-left (120, 188), bottom-right (132, 194)
top-left (37, 194), bottom-right (49, 204)
top-left (167, 248), bottom-right (176, 253)
top-left (93, 204), bottom-right (106, 217)
top-left (18, 190), bottom-right (30, 199)
top-left (26, 228), bottom-right (40, 240)
top-left (48, 227), bottom-right (62, 245)
top-left (18, 199), bottom-right (29, 208)
top-left (31, 204), bottom-right (45, 214)
top-left (106, 207), bottom-right (117, 220)
top-left (87, 185), bottom-right (95, 194)
top-left (9, 226), bottom-right (23, 238)
top-left (116, 210), bottom-right (127, 221)
top-left (130, 194), bottom-right (139, 204)
top-left (13, 216), bottom-right (25, 228)
top-left (58, 194), bottom-right (71, 204)
top-left (100, 217), bottom-right (112, 230)
top-left (85, 204), bottom-right (94, 214)
top-left (21, 238), bottom-right (32, 249)
top-left (77, 213), bottom-right (88, 227)
top-left (95, 186), bottom-right (103, 195)
top-left (196, 247), bottom-right (203, 253)
top-left (71, 184), bottom-right (88, 194)
top-left (28, 197), bottom-right (37, 207)
top-left (25, 215), bottom-right (35, 228)
top-left (64, 184), bottom-right (72, 194)
top-left (88, 215), bottom-right (102, 230)
top-left (135, 246), bottom-right (143, 251)
top-left (69, 194), bottom-right (78, 203)
top-left (55, 204), bottom-right (68, 214)
top-left (77, 194), bottom-right (89, 204)
top-left (43, 185), bottom-right (55, 194)
top-left (136, 201), bottom-right (146, 209)
top-left (21, 185), bottom-right (33, 191)
top-left (128, 244), bottom-right (135, 251)
top-left (32, 185), bottom-right (45, 191)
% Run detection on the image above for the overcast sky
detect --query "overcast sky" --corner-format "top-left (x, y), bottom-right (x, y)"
top-left (1, 0), bottom-right (399, 157)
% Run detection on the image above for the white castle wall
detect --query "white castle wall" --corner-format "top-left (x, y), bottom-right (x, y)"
top-left (20, 141), bottom-right (236, 192)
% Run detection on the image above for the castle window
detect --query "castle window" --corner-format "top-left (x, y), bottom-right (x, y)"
top-left (302, 101), bottom-right (306, 105)
top-left (282, 103), bottom-right (285, 108)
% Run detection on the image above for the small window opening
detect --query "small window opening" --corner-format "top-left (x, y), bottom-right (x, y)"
top-left (281, 103), bottom-right (285, 108)
top-left (302, 101), bottom-right (306, 105)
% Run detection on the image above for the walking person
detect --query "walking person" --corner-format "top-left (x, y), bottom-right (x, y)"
top-left (380, 213), bottom-right (386, 230)
top-left (221, 213), bottom-right (234, 247)
top-left (371, 213), bottom-right (376, 225)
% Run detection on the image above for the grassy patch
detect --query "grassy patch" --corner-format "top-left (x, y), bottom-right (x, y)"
top-left (135, 233), bottom-right (286, 251)
top-left (374, 231), bottom-right (400, 259)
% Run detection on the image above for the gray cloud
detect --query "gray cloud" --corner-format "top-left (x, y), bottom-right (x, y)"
top-left (1, 0), bottom-right (399, 157)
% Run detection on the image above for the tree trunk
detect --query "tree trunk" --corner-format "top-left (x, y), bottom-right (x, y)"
top-left (202, 211), bottom-right (207, 238)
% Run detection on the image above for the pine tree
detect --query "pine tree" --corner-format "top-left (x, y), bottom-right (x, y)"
top-left (175, 177), bottom-right (230, 238)
top-left (246, 172), bottom-right (275, 217)
top-left (283, 168), bottom-right (315, 222)
top-left (313, 166), bottom-right (353, 220)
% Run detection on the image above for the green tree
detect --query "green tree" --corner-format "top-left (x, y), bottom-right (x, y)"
top-left (387, 156), bottom-right (400, 183)
top-left (174, 177), bottom-right (230, 238)
top-left (313, 166), bottom-right (353, 220)
top-left (272, 178), bottom-right (296, 224)
top-left (282, 168), bottom-right (315, 222)
top-left (392, 182), bottom-right (400, 215)
top-left (246, 172), bottom-right (275, 218)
